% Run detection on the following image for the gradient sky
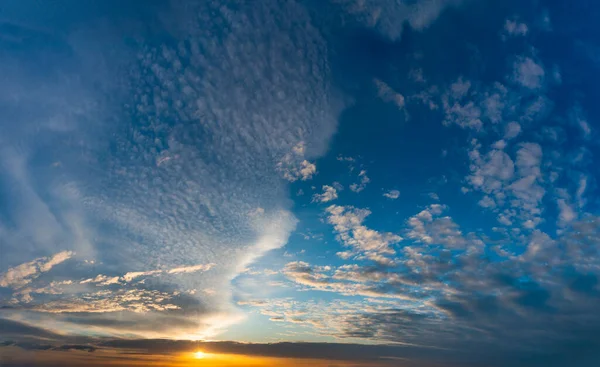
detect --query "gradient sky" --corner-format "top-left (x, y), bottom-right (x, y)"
top-left (1, 0), bottom-right (600, 366)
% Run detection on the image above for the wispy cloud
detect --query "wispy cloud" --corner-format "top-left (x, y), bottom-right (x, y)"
top-left (167, 263), bottom-right (215, 275)
top-left (383, 190), bottom-right (400, 199)
top-left (374, 79), bottom-right (405, 108)
top-left (350, 170), bottom-right (370, 193)
top-left (0, 251), bottom-right (74, 289)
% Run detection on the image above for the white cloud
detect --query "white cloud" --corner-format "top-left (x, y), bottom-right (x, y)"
top-left (557, 199), bottom-right (576, 226)
top-left (32, 288), bottom-right (181, 314)
top-left (570, 105), bottom-right (592, 139)
top-left (326, 205), bottom-right (401, 265)
top-left (350, 170), bottom-right (370, 193)
top-left (468, 141), bottom-right (515, 196)
top-left (283, 262), bottom-right (416, 301)
top-left (122, 270), bottom-right (163, 282)
top-left (576, 175), bottom-right (588, 209)
top-left (0, 251), bottom-right (74, 289)
top-left (406, 205), bottom-right (471, 249)
top-left (374, 79), bottom-right (405, 108)
top-left (167, 263), bottom-right (215, 275)
top-left (334, 0), bottom-right (462, 40)
top-left (0, 0), bottom-right (342, 339)
top-left (504, 122), bottom-right (522, 139)
top-left (277, 142), bottom-right (318, 182)
top-left (383, 190), bottom-right (400, 199)
top-left (81, 274), bottom-right (121, 286)
top-left (503, 19), bottom-right (528, 38)
top-left (513, 57), bottom-right (545, 89)
top-left (442, 78), bottom-right (483, 130)
top-left (467, 139), bottom-right (545, 229)
top-left (81, 263), bottom-right (214, 287)
top-left (312, 185), bottom-right (339, 203)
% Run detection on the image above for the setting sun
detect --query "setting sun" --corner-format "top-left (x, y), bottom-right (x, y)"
top-left (194, 351), bottom-right (206, 359)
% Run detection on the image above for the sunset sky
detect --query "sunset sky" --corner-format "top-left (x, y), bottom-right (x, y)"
top-left (1, 0), bottom-right (600, 366)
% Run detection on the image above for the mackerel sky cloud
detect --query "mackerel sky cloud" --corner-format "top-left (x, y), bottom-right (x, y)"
top-left (1, 1), bottom-right (600, 367)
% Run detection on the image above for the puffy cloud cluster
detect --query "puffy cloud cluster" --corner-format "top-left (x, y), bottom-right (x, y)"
top-left (468, 140), bottom-right (546, 228)
top-left (270, 206), bottom-right (600, 361)
top-left (406, 204), bottom-right (474, 249)
top-left (325, 205), bottom-right (402, 265)
top-left (312, 185), bottom-right (339, 203)
top-left (241, 3), bottom-right (600, 366)
top-left (513, 57), bottom-right (545, 90)
top-left (349, 170), bottom-right (371, 193)
top-left (503, 18), bottom-right (529, 38)
top-left (277, 142), bottom-right (318, 182)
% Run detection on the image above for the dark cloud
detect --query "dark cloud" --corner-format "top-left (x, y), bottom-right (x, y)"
top-left (52, 344), bottom-right (96, 353)
top-left (0, 318), bottom-right (62, 340)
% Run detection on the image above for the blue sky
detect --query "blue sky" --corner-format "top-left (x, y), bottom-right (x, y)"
top-left (2, 1), bottom-right (600, 366)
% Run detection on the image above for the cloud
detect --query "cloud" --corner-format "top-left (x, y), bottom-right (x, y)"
top-left (374, 79), bottom-right (405, 108)
top-left (81, 275), bottom-right (120, 286)
top-left (122, 270), bottom-right (163, 282)
top-left (466, 139), bottom-right (545, 229)
top-left (283, 262), bottom-right (417, 301)
top-left (31, 288), bottom-right (181, 314)
top-left (167, 263), bottom-right (215, 275)
top-left (576, 175), bottom-right (588, 209)
top-left (442, 78), bottom-right (483, 130)
top-left (325, 205), bottom-right (402, 265)
top-left (350, 170), bottom-right (370, 193)
top-left (503, 19), bottom-right (529, 38)
top-left (513, 57), bottom-right (545, 89)
top-left (406, 205), bottom-right (472, 249)
top-left (557, 199), bottom-right (576, 226)
top-left (0, 251), bottom-right (74, 289)
top-left (0, 318), bottom-right (64, 340)
top-left (273, 208), bottom-right (600, 366)
top-left (277, 142), bottom-right (318, 182)
top-left (569, 105), bottom-right (592, 139)
top-left (78, 263), bottom-right (214, 286)
top-left (0, 336), bottom-right (475, 366)
top-left (383, 190), bottom-right (400, 199)
top-left (334, 0), bottom-right (463, 41)
top-left (504, 122), bottom-right (522, 139)
top-left (468, 140), bottom-right (515, 196)
top-left (0, 0), bottom-right (341, 339)
top-left (3, 2), bottom-right (600, 366)
top-left (313, 185), bottom-right (339, 203)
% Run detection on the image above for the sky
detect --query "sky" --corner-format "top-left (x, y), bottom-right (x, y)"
top-left (1, 0), bottom-right (600, 366)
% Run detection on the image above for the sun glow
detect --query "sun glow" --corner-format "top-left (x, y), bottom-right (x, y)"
top-left (194, 351), bottom-right (206, 359)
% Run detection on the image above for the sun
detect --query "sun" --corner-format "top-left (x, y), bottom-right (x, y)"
top-left (193, 351), bottom-right (206, 359)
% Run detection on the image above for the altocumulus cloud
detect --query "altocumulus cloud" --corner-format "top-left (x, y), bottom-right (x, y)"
top-left (0, 0), bottom-right (341, 339)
